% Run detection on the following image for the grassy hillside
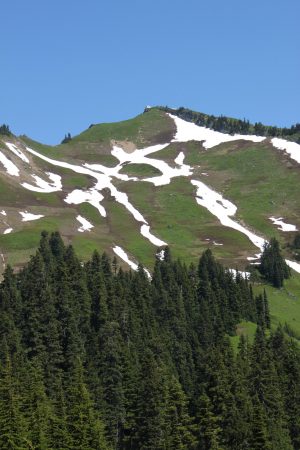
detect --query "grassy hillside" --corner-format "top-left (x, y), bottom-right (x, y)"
top-left (1, 107), bottom-right (300, 341)
top-left (180, 139), bottom-right (300, 256)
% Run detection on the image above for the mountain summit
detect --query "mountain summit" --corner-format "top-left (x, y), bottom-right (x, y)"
top-left (0, 106), bottom-right (299, 277)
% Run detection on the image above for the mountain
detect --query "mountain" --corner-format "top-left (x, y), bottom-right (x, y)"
top-left (1, 106), bottom-right (300, 334)
top-left (1, 107), bottom-right (300, 448)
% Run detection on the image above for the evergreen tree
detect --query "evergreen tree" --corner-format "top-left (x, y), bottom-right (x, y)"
top-left (259, 238), bottom-right (291, 287)
top-left (197, 393), bottom-right (223, 450)
top-left (0, 352), bottom-right (27, 449)
top-left (133, 349), bottom-right (168, 449)
top-left (165, 376), bottom-right (197, 449)
top-left (0, 232), bottom-right (298, 449)
top-left (66, 358), bottom-right (110, 450)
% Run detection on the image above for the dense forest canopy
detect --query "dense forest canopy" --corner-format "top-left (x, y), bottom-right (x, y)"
top-left (0, 232), bottom-right (299, 449)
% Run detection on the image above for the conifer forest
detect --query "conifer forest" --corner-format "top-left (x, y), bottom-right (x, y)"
top-left (1, 232), bottom-right (300, 449)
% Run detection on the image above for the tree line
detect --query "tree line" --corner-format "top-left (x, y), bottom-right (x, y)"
top-left (0, 232), bottom-right (299, 449)
top-left (0, 124), bottom-right (11, 136)
top-left (151, 106), bottom-right (300, 143)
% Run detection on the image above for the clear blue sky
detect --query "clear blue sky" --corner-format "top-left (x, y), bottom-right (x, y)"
top-left (1, 0), bottom-right (299, 144)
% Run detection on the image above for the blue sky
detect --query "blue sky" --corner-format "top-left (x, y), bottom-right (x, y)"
top-left (1, 0), bottom-right (299, 144)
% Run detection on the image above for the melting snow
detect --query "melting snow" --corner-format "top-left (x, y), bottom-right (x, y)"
top-left (286, 260), bottom-right (300, 274)
top-left (229, 268), bottom-right (250, 279)
top-left (23, 145), bottom-right (163, 244)
top-left (271, 138), bottom-right (300, 164)
top-left (169, 114), bottom-right (266, 148)
top-left (156, 249), bottom-right (165, 261)
top-left (3, 228), bottom-right (13, 234)
top-left (0, 151), bottom-right (19, 176)
top-left (269, 217), bottom-right (298, 232)
top-left (19, 138), bottom-right (300, 274)
top-left (113, 245), bottom-right (151, 278)
top-left (65, 188), bottom-right (107, 217)
top-left (76, 215), bottom-right (94, 232)
top-left (247, 253), bottom-right (262, 261)
top-left (140, 224), bottom-right (167, 247)
top-left (191, 179), bottom-right (266, 250)
top-left (22, 172), bottom-right (62, 193)
top-left (20, 211), bottom-right (44, 222)
top-left (174, 152), bottom-right (185, 166)
top-left (190, 179), bottom-right (300, 274)
top-left (5, 142), bottom-right (29, 163)
top-left (113, 246), bottom-right (138, 271)
top-left (112, 144), bottom-right (192, 187)
top-left (24, 145), bottom-right (146, 223)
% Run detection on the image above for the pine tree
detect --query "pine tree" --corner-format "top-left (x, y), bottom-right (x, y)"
top-left (259, 238), bottom-right (291, 287)
top-left (100, 321), bottom-right (125, 448)
top-left (165, 376), bottom-right (197, 449)
top-left (197, 393), bottom-right (223, 450)
top-left (22, 361), bottom-right (53, 450)
top-left (249, 396), bottom-right (271, 450)
top-left (133, 349), bottom-right (168, 449)
top-left (0, 352), bottom-right (28, 449)
top-left (66, 358), bottom-right (110, 450)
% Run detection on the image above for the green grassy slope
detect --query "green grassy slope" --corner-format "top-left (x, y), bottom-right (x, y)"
top-left (1, 108), bottom-right (300, 342)
top-left (180, 140), bottom-right (300, 256)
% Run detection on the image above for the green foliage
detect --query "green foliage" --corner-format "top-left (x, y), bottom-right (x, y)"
top-left (259, 238), bottom-right (291, 287)
top-left (0, 124), bottom-right (11, 135)
top-left (61, 132), bottom-right (72, 144)
top-left (0, 232), bottom-right (299, 449)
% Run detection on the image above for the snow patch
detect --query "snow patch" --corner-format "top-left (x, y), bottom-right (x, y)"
top-left (247, 253), bottom-right (262, 261)
top-left (174, 152), bottom-right (185, 166)
top-left (22, 172), bottom-right (62, 193)
top-left (229, 269), bottom-right (250, 279)
top-left (20, 211), bottom-right (44, 222)
top-left (76, 215), bottom-right (94, 232)
top-left (140, 224), bottom-right (167, 247)
top-left (0, 151), bottom-right (19, 176)
top-left (271, 138), bottom-right (300, 164)
top-left (191, 180), bottom-right (300, 274)
top-left (191, 179), bottom-right (266, 250)
top-left (5, 142), bottom-right (29, 163)
top-left (169, 114), bottom-right (266, 149)
top-left (156, 249), bottom-right (165, 261)
top-left (24, 145), bottom-right (146, 224)
top-left (112, 144), bottom-right (192, 187)
top-left (113, 245), bottom-right (151, 278)
top-left (65, 188), bottom-right (107, 217)
top-left (285, 260), bottom-right (300, 274)
top-left (269, 217), bottom-right (298, 232)
top-left (113, 246), bottom-right (138, 271)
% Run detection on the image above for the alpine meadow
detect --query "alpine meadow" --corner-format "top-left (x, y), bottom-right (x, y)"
top-left (1, 105), bottom-right (300, 449)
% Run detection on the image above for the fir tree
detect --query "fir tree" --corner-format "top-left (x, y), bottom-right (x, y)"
top-left (259, 238), bottom-right (291, 287)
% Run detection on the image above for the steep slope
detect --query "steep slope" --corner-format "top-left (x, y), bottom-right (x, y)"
top-left (0, 106), bottom-right (299, 280)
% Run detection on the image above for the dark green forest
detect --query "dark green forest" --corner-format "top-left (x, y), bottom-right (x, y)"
top-left (1, 232), bottom-right (300, 449)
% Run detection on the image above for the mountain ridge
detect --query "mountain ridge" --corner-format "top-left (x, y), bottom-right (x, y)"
top-left (0, 107), bottom-right (299, 272)
top-left (2, 105), bottom-right (300, 146)
top-left (1, 105), bottom-right (300, 339)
